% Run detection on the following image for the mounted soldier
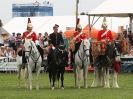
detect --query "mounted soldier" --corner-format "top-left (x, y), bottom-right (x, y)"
top-left (91, 17), bottom-right (121, 88)
top-left (71, 18), bottom-right (87, 65)
top-left (21, 18), bottom-right (37, 67)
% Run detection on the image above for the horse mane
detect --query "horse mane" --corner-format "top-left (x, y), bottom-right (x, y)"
top-left (25, 39), bottom-right (38, 51)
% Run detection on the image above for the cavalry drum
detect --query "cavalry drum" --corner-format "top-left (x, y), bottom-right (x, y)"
top-left (91, 41), bottom-right (107, 58)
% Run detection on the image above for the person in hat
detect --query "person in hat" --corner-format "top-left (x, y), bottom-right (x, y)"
top-left (73, 24), bottom-right (87, 54)
top-left (49, 24), bottom-right (64, 48)
top-left (97, 17), bottom-right (113, 41)
top-left (47, 24), bottom-right (64, 65)
top-left (22, 23), bottom-right (37, 42)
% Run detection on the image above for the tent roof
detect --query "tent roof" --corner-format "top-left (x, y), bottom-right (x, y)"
top-left (0, 27), bottom-right (9, 35)
top-left (3, 16), bottom-right (88, 34)
top-left (89, 0), bottom-right (133, 17)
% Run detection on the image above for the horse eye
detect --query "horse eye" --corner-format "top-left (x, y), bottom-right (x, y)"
top-left (28, 46), bottom-right (31, 49)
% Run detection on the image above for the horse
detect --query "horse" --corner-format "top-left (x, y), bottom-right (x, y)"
top-left (74, 39), bottom-right (91, 89)
top-left (91, 40), bottom-right (121, 88)
top-left (16, 39), bottom-right (42, 90)
top-left (47, 44), bottom-right (68, 90)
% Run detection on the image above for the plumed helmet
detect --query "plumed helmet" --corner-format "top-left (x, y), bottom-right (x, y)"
top-left (101, 17), bottom-right (107, 28)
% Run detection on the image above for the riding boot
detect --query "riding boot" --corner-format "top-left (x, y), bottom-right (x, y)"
top-left (22, 50), bottom-right (27, 69)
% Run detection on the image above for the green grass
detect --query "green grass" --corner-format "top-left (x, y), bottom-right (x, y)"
top-left (0, 72), bottom-right (132, 99)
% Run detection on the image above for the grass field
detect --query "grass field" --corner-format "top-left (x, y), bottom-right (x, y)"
top-left (0, 72), bottom-right (132, 99)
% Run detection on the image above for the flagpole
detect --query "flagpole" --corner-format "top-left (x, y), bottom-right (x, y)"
top-left (75, 0), bottom-right (79, 31)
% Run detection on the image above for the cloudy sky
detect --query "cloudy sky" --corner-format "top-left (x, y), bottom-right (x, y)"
top-left (0, 0), bottom-right (105, 24)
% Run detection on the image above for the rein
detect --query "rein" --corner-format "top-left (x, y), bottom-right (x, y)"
top-left (77, 40), bottom-right (90, 66)
top-left (24, 41), bottom-right (41, 63)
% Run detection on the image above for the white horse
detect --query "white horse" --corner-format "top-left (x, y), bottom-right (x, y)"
top-left (16, 39), bottom-right (42, 90)
top-left (74, 39), bottom-right (91, 88)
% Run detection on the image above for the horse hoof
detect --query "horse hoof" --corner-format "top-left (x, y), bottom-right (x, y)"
top-left (61, 87), bottom-right (64, 90)
top-left (104, 86), bottom-right (110, 88)
top-left (85, 86), bottom-right (88, 89)
top-left (36, 87), bottom-right (39, 90)
top-left (112, 86), bottom-right (119, 88)
top-left (51, 87), bottom-right (55, 90)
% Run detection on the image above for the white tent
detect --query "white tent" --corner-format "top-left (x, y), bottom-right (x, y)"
top-left (89, 0), bottom-right (133, 17)
top-left (3, 16), bottom-right (88, 34)
top-left (88, 0), bottom-right (133, 32)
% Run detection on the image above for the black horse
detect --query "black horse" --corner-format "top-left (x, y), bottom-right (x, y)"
top-left (92, 40), bottom-right (121, 88)
top-left (47, 44), bottom-right (68, 90)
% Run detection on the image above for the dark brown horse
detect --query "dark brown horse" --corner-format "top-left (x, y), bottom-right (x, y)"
top-left (47, 44), bottom-right (68, 90)
top-left (91, 41), bottom-right (121, 88)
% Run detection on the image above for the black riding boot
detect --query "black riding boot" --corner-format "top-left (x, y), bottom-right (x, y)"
top-left (22, 51), bottom-right (27, 69)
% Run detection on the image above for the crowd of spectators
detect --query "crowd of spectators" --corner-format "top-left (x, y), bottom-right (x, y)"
top-left (0, 32), bottom-right (52, 62)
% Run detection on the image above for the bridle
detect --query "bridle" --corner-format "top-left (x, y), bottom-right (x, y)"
top-left (24, 41), bottom-right (40, 62)
top-left (78, 40), bottom-right (90, 63)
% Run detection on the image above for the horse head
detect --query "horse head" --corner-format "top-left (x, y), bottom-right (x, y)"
top-left (106, 41), bottom-right (121, 62)
top-left (80, 39), bottom-right (90, 57)
top-left (55, 44), bottom-right (68, 66)
top-left (23, 39), bottom-right (37, 58)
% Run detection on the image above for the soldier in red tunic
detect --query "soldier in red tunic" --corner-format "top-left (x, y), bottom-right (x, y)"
top-left (73, 24), bottom-right (87, 54)
top-left (97, 17), bottom-right (113, 42)
top-left (97, 17), bottom-right (120, 74)
top-left (21, 21), bottom-right (38, 66)
top-left (22, 23), bottom-right (37, 42)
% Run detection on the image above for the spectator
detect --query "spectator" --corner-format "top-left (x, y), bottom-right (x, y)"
top-left (9, 32), bottom-right (16, 51)
top-left (37, 33), bottom-right (44, 48)
top-left (43, 32), bottom-right (49, 48)
top-left (128, 31), bottom-right (133, 46)
top-left (0, 46), bottom-right (5, 57)
top-left (16, 33), bottom-right (22, 48)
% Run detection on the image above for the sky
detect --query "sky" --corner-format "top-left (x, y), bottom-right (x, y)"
top-left (0, 0), bottom-right (105, 24)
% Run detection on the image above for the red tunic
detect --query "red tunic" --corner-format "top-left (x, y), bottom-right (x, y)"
top-left (97, 30), bottom-right (113, 41)
top-left (22, 31), bottom-right (37, 42)
top-left (73, 31), bottom-right (87, 43)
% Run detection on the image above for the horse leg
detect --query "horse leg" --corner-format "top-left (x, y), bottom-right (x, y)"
top-left (83, 65), bottom-right (88, 88)
top-left (61, 69), bottom-right (65, 89)
top-left (35, 66), bottom-right (41, 90)
top-left (48, 70), bottom-right (52, 87)
top-left (23, 65), bottom-right (29, 89)
top-left (52, 71), bottom-right (56, 90)
top-left (99, 67), bottom-right (104, 86)
top-left (57, 70), bottom-right (60, 88)
top-left (77, 66), bottom-right (82, 89)
top-left (18, 65), bottom-right (21, 88)
top-left (106, 67), bottom-right (110, 88)
top-left (27, 64), bottom-right (32, 90)
top-left (74, 66), bottom-right (78, 87)
top-left (112, 71), bottom-right (119, 88)
top-left (103, 67), bottom-right (110, 88)
top-left (91, 67), bottom-right (99, 87)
